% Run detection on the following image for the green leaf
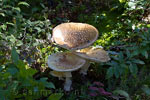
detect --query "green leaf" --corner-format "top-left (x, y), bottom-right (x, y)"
top-left (13, 7), bottom-right (21, 12)
top-left (132, 59), bottom-right (145, 64)
top-left (106, 67), bottom-right (114, 79)
top-left (114, 66), bottom-right (120, 78)
top-left (0, 66), bottom-right (3, 71)
top-left (141, 51), bottom-right (148, 59)
top-left (7, 67), bottom-right (18, 75)
top-left (39, 78), bottom-right (55, 89)
top-left (142, 85), bottom-right (150, 95)
top-left (35, 27), bottom-right (41, 33)
top-left (126, 49), bottom-right (131, 58)
top-left (0, 13), bottom-right (5, 17)
top-left (16, 40), bottom-right (23, 46)
top-left (48, 93), bottom-right (63, 100)
top-left (129, 63), bottom-right (137, 76)
top-left (18, 2), bottom-right (30, 7)
top-left (11, 47), bottom-right (19, 65)
top-left (6, 22), bottom-right (14, 26)
top-left (0, 88), bottom-right (5, 100)
top-left (119, 0), bottom-right (126, 3)
top-left (45, 82), bottom-right (55, 89)
top-left (147, 24), bottom-right (150, 27)
top-left (113, 90), bottom-right (131, 100)
top-left (131, 50), bottom-right (139, 57)
top-left (27, 68), bottom-right (37, 77)
top-left (118, 52), bottom-right (124, 62)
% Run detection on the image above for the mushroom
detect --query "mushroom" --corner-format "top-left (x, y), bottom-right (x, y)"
top-left (50, 71), bottom-right (71, 80)
top-left (47, 52), bottom-right (86, 91)
top-left (73, 46), bottom-right (110, 75)
top-left (52, 22), bottom-right (99, 50)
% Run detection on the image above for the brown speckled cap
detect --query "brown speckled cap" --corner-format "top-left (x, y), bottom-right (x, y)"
top-left (73, 46), bottom-right (110, 63)
top-left (47, 52), bottom-right (86, 72)
top-left (52, 22), bottom-right (99, 50)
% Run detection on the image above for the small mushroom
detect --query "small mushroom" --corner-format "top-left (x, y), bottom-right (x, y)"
top-left (47, 52), bottom-right (86, 91)
top-left (73, 46), bottom-right (110, 75)
top-left (52, 22), bottom-right (99, 50)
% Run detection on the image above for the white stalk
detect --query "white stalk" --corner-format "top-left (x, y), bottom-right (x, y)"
top-left (64, 72), bottom-right (72, 91)
top-left (80, 60), bottom-right (90, 75)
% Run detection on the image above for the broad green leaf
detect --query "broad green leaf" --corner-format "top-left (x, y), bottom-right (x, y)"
top-left (114, 66), bottom-right (120, 78)
top-left (0, 88), bottom-right (5, 100)
top-left (147, 24), bottom-right (150, 27)
top-left (141, 51), bottom-right (148, 59)
top-left (119, 0), bottom-right (126, 3)
top-left (128, 2), bottom-right (136, 10)
top-left (129, 63), bottom-right (137, 76)
top-left (119, 52), bottom-right (124, 62)
top-left (7, 67), bottom-right (18, 75)
top-left (0, 13), bottom-right (5, 17)
top-left (11, 47), bottom-right (19, 65)
top-left (1, 24), bottom-right (7, 30)
top-left (131, 50), bottom-right (139, 57)
top-left (42, 48), bottom-right (46, 53)
top-left (142, 85), bottom-right (150, 95)
top-left (113, 90), bottom-right (131, 100)
top-left (35, 27), bottom-right (41, 33)
top-left (13, 7), bottom-right (21, 12)
top-left (16, 40), bottom-right (23, 46)
top-left (18, 2), bottom-right (30, 7)
top-left (39, 78), bottom-right (55, 89)
top-left (106, 67), bottom-right (114, 79)
top-left (48, 93), bottom-right (63, 100)
top-left (6, 22), bottom-right (14, 26)
top-left (126, 49), bottom-right (131, 58)
top-left (45, 82), bottom-right (55, 89)
top-left (0, 66), bottom-right (3, 71)
top-left (8, 81), bottom-right (19, 91)
top-left (27, 68), bottom-right (37, 77)
top-left (132, 59), bottom-right (145, 64)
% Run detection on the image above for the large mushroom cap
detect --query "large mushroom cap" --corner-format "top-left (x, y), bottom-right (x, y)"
top-left (52, 22), bottom-right (99, 50)
top-left (74, 46), bottom-right (110, 63)
top-left (47, 52), bottom-right (86, 72)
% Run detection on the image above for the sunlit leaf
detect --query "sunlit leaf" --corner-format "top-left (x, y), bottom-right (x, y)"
top-left (48, 93), bottom-right (63, 100)
top-left (119, 0), bottom-right (126, 3)
top-left (18, 2), bottom-right (30, 7)
top-left (13, 7), bottom-right (21, 12)
top-left (0, 13), bottom-right (5, 17)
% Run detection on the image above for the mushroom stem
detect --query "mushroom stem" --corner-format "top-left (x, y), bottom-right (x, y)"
top-left (58, 77), bottom-right (64, 80)
top-left (64, 72), bottom-right (72, 91)
top-left (64, 77), bottom-right (72, 91)
top-left (80, 60), bottom-right (91, 75)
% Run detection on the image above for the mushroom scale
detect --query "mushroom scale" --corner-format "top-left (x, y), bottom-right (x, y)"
top-left (52, 22), bottom-right (99, 50)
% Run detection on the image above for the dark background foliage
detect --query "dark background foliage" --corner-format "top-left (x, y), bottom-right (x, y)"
top-left (0, 0), bottom-right (150, 99)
